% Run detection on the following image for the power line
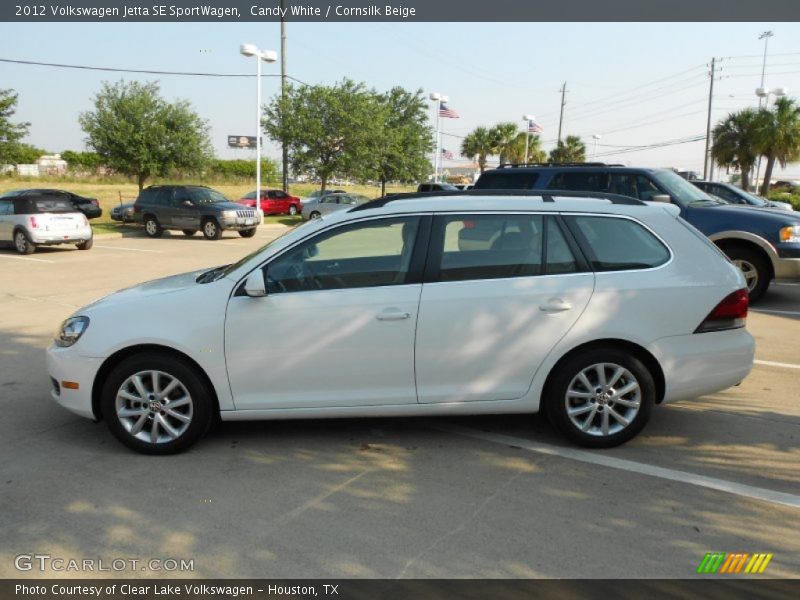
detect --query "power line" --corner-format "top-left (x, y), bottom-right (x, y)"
top-left (594, 135), bottom-right (705, 158)
top-left (0, 57), bottom-right (310, 85)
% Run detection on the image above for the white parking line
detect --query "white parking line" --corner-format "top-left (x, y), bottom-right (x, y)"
top-left (0, 254), bottom-right (55, 263)
top-left (93, 245), bottom-right (162, 253)
top-left (752, 308), bottom-right (800, 316)
top-left (425, 421), bottom-right (800, 509)
top-left (754, 359), bottom-right (800, 370)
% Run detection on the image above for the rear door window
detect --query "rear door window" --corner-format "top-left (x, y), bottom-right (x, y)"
top-left (566, 215), bottom-right (670, 271)
top-left (0, 200), bottom-right (13, 216)
top-left (548, 172), bottom-right (608, 192)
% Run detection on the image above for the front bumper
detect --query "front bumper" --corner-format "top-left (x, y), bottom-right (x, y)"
top-left (46, 344), bottom-right (104, 420)
top-left (220, 218), bottom-right (259, 231)
top-left (650, 328), bottom-right (755, 404)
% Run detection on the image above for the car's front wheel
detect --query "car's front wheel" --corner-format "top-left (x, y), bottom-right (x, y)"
top-left (144, 216), bottom-right (163, 238)
top-left (288, 205), bottom-right (298, 216)
top-left (202, 218), bottom-right (222, 240)
top-left (14, 230), bottom-right (36, 255)
top-left (101, 353), bottom-right (214, 454)
top-left (545, 348), bottom-right (654, 448)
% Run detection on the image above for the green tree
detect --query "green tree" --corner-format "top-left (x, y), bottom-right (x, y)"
top-left (711, 108), bottom-right (762, 192)
top-left (79, 81), bottom-right (212, 190)
top-left (61, 150), bottom-right (103, 172)
top-left (502, 132), bottom-right (547, 164)
top-left (460, 126), bottom-right (496, 173)
top-left (549, 135), bottom-right (587, 163)
top-left (370, 87), bottom-right (434, 196)
top-left (5, 143), bottom-right (46, 164)
top-left (0, 88), bottom-right (31, 164)
top-left (490, 122), bottom-right (520, 165)
top-left (756, 97), bottom-right (800, 195)
top-left (264, 79), bottom-right (384, 192)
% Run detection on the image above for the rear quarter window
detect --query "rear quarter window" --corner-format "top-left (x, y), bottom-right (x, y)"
top-left (475, 171), bottom-right (541, 190)
top-left (566, 215), bottom-right (670, 271)
top-left (14, 198), bottom-right (75, 214)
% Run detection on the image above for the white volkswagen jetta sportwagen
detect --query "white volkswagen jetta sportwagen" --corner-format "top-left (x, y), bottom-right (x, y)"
top-left (47, 192), bottom-right (755, 454)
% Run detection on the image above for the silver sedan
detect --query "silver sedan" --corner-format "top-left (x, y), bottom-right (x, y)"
top-left (301, 193), bottom-right (371, 220)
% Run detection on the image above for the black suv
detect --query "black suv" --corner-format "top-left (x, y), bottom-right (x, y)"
top-left (474, 163), bottom-right (800, 301)
top-left (133, 185), bottom-right (259, 240)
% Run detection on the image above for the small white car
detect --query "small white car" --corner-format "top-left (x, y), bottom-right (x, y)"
top-left (47, 192), bottom-right (754, 454)
top-left (0, 193), bottom-right (93, 254)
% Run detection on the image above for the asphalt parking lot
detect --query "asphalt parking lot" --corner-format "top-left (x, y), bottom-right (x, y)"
top-left (1, 227), bottom-right (799, 579)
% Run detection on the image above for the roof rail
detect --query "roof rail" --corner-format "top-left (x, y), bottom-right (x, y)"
top-left (496, 162), bottom-right (625, 169)
top-left (349, 189), bottom-right (646, 212)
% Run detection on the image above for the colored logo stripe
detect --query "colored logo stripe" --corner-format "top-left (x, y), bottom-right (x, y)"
top-left (697, 552), bottom-right (773, 574)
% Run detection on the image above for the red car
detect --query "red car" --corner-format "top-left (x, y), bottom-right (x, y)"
top-left (236, 189), bottom-right (302, 215)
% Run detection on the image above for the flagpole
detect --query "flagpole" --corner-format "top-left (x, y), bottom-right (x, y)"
top-left (435, 98), bottom-right (442, 182)
top-left (523, 114), bottom-right (535, 165)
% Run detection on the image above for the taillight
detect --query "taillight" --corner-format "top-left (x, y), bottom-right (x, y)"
top-left (694, 289), bottom-right (748, 333)
top-left (29, 216), bottom-right (39, 229)
top-left (91, 199), bottom-right (99, 206)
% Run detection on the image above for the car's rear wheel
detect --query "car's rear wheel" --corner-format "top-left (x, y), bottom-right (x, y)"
top-left (14, 230), bottom-right (35, 255)
top-left (545, 348), bottom-right (654, 448)
top-left (202, 218), bottom-right (222, 240)
top-left (182, 229), bottom-right (197, 237)
top-left (726, 246), bottom-right (770, 303)
top-left (309, 211), bottom-right (321, 220)
top-left (144, 216), bottom-right (163, 238)
top-left (76, 237), bottom-right (93, 251)
top-left (288, 205), bottom-right (298, 216)
top-left (101, 353), bottom-right (214, 455)
top-left (239, 228), bottom-right (257, 238)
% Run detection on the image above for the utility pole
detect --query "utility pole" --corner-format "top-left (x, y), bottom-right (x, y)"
top-left (557, 82), bottom-right (567, 143)
top-left (703, 57), bottom-right (717, 181)
top-left (753, 31), bottom-right (773, 192)
top-left (280, 0), bottom-right (289, 193)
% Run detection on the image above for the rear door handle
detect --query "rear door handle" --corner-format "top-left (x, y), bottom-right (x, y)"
top-left (377, 310), bottom-right (412, 321)
top-left (539, 298), bottom-right (573, 313)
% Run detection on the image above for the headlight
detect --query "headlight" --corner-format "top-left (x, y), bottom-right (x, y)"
top-left (55, 316), bottom-right (90, 347)
top-left (221, 210), bottom-right (238, 219)
top-left (779, 225), bottom-right (800, 243)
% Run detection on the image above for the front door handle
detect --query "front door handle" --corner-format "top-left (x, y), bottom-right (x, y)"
top-left (539, 298), bottom-right (572, 313)
top-left (377, 310), bottom-right (412, 321)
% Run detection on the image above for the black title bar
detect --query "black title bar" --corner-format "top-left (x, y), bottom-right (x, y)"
top-left (3, 0), bottom-right (800, 22)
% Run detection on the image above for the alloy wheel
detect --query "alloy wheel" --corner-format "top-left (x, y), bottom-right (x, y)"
top-left (733, 259), bottom-right (758, 292)
top-left (564, 362), bottom-right (641, 437)
top-left (14, 232), bottom-right (27, 253)
top-left (115, 370), bottom-right (193, 444)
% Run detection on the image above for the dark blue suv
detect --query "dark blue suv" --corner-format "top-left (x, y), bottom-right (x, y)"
top-left (474, 164), bottom-right (800, 301)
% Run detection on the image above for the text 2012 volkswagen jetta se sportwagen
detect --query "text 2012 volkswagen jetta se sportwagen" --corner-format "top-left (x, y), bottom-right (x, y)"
top-left (47, 192), bottom-right (755, 454)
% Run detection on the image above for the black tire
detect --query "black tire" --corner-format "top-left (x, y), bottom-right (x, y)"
top-left (202, 218), bottom-right (222, 240)
top-left (309, 211), bottom-right (321, 220)
top-left (76, 237), bottom-right (93, 251)
top-left (13, 229), bottom-right (36, 255)
top-left (288, 205), bottom-right (298, 216)
top-left (101, 353), bottom-right (215, 455)
top-left (238, 228), bottom-right (257, 238)
top-left (144, 215), bottom-right (163, 238)
top-left (544, 347), bottom-right (655, 449)
top-left (182, 229), bottom-right (197, 237)
top-left (724, 245), bottom-right (770, 303)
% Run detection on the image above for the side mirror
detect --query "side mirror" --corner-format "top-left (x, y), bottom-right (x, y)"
top-left (243, 270), bottom-right (267, 297)
top-left (650, 194), bottom-right (672, 203)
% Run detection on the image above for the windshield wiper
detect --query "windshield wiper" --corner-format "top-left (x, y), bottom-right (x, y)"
top-left (196, 265), bottom-right (230, 284)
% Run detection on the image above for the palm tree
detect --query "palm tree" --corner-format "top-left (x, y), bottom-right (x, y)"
top-left (711, 108), bottom-right (761, 192)
top-left (461, 126), bottom-right (496, 173)
top-left (502, 132), bottom-right (547, 164)
top-left (549, 135), bottom-right (586, 163)
top-left (491, 122), bottom-right (519, 165)
top-left (756, 97), bottom-right (800, 195)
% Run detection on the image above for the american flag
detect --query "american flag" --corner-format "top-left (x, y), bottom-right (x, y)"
top-left (439, 102), bottom-right (460, 118)
top-left (441, 148), bottom-right (454, 160)
top-left (528, 120), bottom-right (544, 133)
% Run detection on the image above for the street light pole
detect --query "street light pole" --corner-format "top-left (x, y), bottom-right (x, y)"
top-left (592, 134), bottom-right (601, 160)
top-left (240, 43), bottom-right (277, 221)
top-left (754, 31), bottom-right (773, 190)
top-left (280, 0), bottom-right (289, 193)
top-left (522, 114), bottom-right (534, 164)
top-left (703, 57), bottom-right (717, 181)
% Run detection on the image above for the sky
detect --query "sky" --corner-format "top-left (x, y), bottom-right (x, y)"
top-left (3, 21), bottom-right (800, 179)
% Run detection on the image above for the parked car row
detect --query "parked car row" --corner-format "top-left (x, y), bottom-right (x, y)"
top-left (472, 163), bottom-right (800, 302)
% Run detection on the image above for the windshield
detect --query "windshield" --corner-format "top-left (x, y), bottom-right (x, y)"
top-left (215, 226), bottom-right (299, 281)
top-left (741, 190), bottom-right (769, 206)
top-left (652, 170), bottom-right (723, 206)
top-left (189, 187), bottom-right (229, 204)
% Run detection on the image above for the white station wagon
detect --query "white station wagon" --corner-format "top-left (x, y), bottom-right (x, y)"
top-left (47, 192), bottom-right (755, 454)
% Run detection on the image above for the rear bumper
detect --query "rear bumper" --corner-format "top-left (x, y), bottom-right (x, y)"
top-left (650, 329), bottom-right (755, 404)
top-left (31, 229), bottom-right (92, 244)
